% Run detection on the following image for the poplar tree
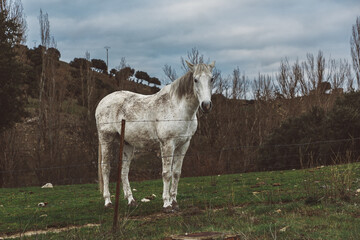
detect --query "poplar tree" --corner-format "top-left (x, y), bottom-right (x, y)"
top-left (0, 0), bottom-right (27, 131)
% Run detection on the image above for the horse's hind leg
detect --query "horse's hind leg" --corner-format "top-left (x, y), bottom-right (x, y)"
top-left (99, 132), bottom-right (118, 207)
top-left (121, 143), bottom-right (136, 206)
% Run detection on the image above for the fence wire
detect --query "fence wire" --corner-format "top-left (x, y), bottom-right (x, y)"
top-left (1, 118), bottom-right (360, 187)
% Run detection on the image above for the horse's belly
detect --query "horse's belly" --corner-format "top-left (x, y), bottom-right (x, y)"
top-left (124, 124), bottom-right (159, 148)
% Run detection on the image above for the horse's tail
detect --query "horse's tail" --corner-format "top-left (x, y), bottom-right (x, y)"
top-left (98, 143), bottom-right (104, 194)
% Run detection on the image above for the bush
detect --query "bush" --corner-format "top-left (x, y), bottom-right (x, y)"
top-left (258, 92), bottom-right (360, 170)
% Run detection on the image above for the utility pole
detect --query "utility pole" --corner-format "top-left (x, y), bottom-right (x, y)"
top-left (104, 46), bottom-right (110, 72)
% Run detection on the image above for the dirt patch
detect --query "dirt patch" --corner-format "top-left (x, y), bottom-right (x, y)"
top-left (0, 223), bottom-right (100, 239)
top-left (0, 205), bottom-right (243, 239)
top-left (165, 232), bottom-right (240, 240)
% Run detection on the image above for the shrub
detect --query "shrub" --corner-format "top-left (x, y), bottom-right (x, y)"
top-left (258, 92), bottom-right (360, 170)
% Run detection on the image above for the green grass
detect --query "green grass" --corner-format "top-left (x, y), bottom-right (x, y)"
top-left (1, 163), bottom-right (360, 239)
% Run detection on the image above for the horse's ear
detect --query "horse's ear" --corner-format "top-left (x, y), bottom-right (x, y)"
top-left (186, 61), bottom-right (194, 72)
top-left (209, 61), bottom-right (215, 70)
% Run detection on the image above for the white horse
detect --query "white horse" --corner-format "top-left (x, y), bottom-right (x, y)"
top-left (95, 61), bottom-right (215, 212)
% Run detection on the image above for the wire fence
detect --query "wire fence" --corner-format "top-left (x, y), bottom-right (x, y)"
top-left (1, 118), bottom-right (360, 188)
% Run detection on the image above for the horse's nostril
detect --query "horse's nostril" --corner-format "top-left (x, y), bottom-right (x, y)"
top-left (201, 101), bottom-right (212, 112)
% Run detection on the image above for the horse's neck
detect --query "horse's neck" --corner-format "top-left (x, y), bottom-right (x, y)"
top-left (172, 93), bottom-right (199, 119)
top-left (160, 82), bottom-right (199, 119)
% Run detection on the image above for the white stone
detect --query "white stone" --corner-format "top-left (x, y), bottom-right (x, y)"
top-left (41, 183), bottom-right (53, 188)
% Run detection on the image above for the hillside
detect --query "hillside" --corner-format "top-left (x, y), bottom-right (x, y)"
top-left (2, 44), bottom-right (360, 189)
top-left (1, 45), bottom-right (161, 187)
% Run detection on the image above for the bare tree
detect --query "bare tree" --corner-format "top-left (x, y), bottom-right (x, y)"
top-left (231, 67), bottom-right (248, 99)
top-left (164, 47), bottom-right (216, 84)
top-left (232, 67), bottom-right (240, 99)
top-left (180, 47), bottom-right (205, 73)
top-left (214, 72), bottom-right (224, 95)
top-left (37, 10), bottom-right (66, 179)
top-left (351, 16), bottom-right (360, 88)
top-left (162, 64), bottom-right (178, 83)
top-left (85, 51), bottom-right (94, 119)
top-left (291, 59), bottom-right (303, 97)
top-left (303, 53), bottom-right (316, 92)
top-left (0, 129), bottom-right (19, 186)
top-left (277, 58), bottom-right (300, 99)
top-left (78, 50), bottom-right (94, 114)
top-left (277, 58), bottom-right (290, 98)
top-left (116, 56), bottom-right (129, 70)
top-left (316, 51), bottom-right (326, 90)
top-left (301, 51), bottom-right (329, 95)
top-left (328, 58), bottom-right (351, 92)
top-left (346, 65), bottom-right (355, 92)
top-left (215, 74), bottom-right (231, 97)
top-left (253, 74), bottom-right (274, 101)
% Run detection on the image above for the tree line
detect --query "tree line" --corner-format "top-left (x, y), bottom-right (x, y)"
top-left (69, 57), bottom-right (161, 87)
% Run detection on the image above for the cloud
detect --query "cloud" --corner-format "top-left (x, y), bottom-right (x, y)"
top-left (22, 0), bottom-right (360, 79)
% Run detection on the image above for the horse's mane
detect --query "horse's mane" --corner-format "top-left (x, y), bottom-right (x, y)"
top-left (170, 71), bottom-right (194, 100)
top-left (170, 63), bottom-right (210, 100)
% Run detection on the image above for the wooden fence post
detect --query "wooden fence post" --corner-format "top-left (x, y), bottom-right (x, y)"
top-left (113, 119), bottom-right (126, 232)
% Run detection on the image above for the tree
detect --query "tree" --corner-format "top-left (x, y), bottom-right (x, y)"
top-left (276, 58), bottom-right (301, 99)
top-left (70, 57), bottom-right (90, 70)
top-left (163, 47), bottom-right (218, 85)
top-left (37, 9), bottom-right (66, 176)
top-left (180, 47), bottom-right (205, 73)
top-left (0, 0), bottom-right (27, 131)
top-left (231, 67), bottom-right (248, 99)
top-left (253, 74), bottom-right (274, 101)
top-left (115, 66), bottom-right (134, 87)
top-left (162, 64), bottom-right (178, 83)
top-left (47, 47), bottom-right (60, 60)
top-left (258, 107), bottom-right (326, 170)
top-left (91, 59), bottom-right (107, 73)
top-left (117, 57), bottom-right (129, 70)
top-left (0, 0), bottom-right (27, 186)
top-left (109, 68), bottom-right (117, 77)
top-left (302, 51), bottom-right (326, 95)
top-left (259, 91), bottom-right (360, 170)
top-left (328, 59), bottom-right (352, 92)
top-left (148, 77), bottom-right (161, 86)
top-left (351, 16), bottom-right (360, 88)
top-left (135, 70), bottom-right (150, 84)
top-left (0, 0), bottom-right (26, 44)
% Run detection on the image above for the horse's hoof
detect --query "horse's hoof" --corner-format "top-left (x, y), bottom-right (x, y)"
top-left (172, 201), bottom-right (180, 212)
top-left (163, 206), bottom-right (174, 213)
top-left (128, 199), bottom-right (138, 207)
top-left (105, 202), bottom-right (113, 208)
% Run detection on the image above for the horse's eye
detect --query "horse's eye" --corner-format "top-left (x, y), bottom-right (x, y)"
top-left (211, 77), bottom-right (214, 82)
top-left (194, 78), bottom-right (198, 83)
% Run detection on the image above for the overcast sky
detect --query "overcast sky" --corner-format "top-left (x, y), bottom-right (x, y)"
top-left (23, 0), bottom-right (360, 81)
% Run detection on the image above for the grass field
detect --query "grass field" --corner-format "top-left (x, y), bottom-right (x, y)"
top-left (1, 163), bottom-right (360, 239)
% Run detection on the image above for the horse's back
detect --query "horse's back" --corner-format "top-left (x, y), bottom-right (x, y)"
top-left (96, 90), bottom-right (145, 116)
top-left (96, 91), bottom-right (134, 129)
top-left (95, 90), bottom-right (160, 132)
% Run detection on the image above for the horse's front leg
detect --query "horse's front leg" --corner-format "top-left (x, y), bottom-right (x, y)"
top-left (160, 142), bottom-right (175, 212)
top-left (170, 141), bottom-right (190, 211)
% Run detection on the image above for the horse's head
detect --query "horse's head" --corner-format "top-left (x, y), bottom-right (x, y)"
top-left (186, 61), bottom-right (215, 113)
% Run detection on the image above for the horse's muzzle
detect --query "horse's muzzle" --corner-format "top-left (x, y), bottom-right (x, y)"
top-left (201, 101), bottom-right (212, 113)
